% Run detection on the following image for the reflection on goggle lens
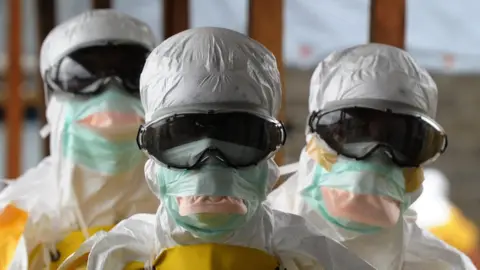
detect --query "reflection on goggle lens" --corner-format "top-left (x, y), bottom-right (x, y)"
top-left (137, 112), bottom-right (287, 169)
top-left (45, 43), bottom-right (150, 98)
top-left (309, 107), bottom-right (447, 167)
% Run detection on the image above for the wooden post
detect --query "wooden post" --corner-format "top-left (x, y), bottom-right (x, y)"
top-left (369, 0), bottom-right (406, 48)
top-left (163, 0), bottom-right (189, 38)
top-left (36, 0), bottom-right (56, 157)
top-left (5, 0), bottom-right (23, 178)
top-left (248, 0), bottom-right (285, 167)
top-left (91, 0), bottom-right (111, 9)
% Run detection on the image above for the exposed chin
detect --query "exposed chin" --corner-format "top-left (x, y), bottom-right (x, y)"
top-left (177, 196), bottom-right (247, 216)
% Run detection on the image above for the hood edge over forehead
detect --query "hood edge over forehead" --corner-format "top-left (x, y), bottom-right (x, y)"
top-left (308, 43), bottom-right (438, 118)
top-left (40, 9), bottom-right (157, 78)
top-left (139, 27), bottom-right (282, 120)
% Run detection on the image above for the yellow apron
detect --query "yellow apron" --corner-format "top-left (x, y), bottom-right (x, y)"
top-left (29, 225), bottom-right (114, 270)
top-left (66, 243), bottom-right (280, 270)
top-left (0, 204), bottom-right (29, 270)
top-left (428, 206), bottom-right (479, 255)
top-left (126, 243), bottom-right (280, 270)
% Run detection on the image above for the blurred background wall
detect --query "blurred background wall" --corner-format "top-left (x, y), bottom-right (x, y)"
top-left (1, 0), bottom-right (480, 224)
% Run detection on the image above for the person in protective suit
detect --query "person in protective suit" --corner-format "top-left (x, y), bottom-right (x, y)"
top-left (268, 43), bottom-right (476, 269)
top-left (59, 27), bottom-right (376, 270)
top-left (411, 168), bottom-right (480, 268)
top-left (0, 9), bottom-right (159, 269)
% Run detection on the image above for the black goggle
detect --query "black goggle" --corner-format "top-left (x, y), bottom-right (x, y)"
top-left (308, 107), bottom-right (448, 167)
top-left (44, 43), bottom-right (150, 98)
top-left (136, 111), bottom-right (287, 169)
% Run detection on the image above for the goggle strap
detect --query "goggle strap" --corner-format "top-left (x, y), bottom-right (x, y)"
top-left (136, 125), bottom-right (146, 150)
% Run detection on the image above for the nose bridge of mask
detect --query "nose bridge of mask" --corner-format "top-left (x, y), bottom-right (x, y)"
top-left (163, 138), bottom-right (264, 167)
top-left (158, 162), bottom-right (270, 201)
top-left (306, 136), bottom-right (424, 193)
top-left (178, 138), bottom-right (219, 154)
top-left (159, 163), bottom-right (270, 240)
top-left (161, 139), bottom-right (220, 167)
top-left (60, 87), bottom-right (145, 175)
top-left (69, 86), bottom-right (144, 123)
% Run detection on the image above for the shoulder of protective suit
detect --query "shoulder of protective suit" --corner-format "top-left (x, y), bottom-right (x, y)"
top-left (266, 173), bottom-right (301, 212)
top-left (309, 43), bottom-right (438, 118)
top-left (405, 221), bottom-right (477, 269)
top-left (40, 9), bottom-right (156, 78)
top-left (113, 213), bottom-right (157, 230)
top-left (59, 214), bottom-right (157, 269)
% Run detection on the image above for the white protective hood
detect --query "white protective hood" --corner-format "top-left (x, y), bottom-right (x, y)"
top-left (59, 28), bottom-right (379, 270)
top-left (309, 43), bottom-right (438, 118)
top-left (1, 10), bottom-right (160, 270)
top-left (140, 27), bottom-right (281, 122)
top-left (40, 9), bottom-right (157, 159)
top-left (39, 8), bottom-right (159, 232)
top-left (269, 44), bottom-right (476, 269)
top-left (140, 26), bottom-right (282, 196)
top-left (40, 9), bottom-right (156, 77)
top-left (307, 43), bottom-right (439, 199)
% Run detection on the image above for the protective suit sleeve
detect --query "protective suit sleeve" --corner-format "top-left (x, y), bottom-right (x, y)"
top-left (59, 214), bottom-right (157, 270)
top-left (40, 9), bottom-right (156, 76)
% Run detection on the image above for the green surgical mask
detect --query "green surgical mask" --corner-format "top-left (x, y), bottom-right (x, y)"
top-left (61, 87), bottom-right (145, 175)
top-left (302, 155), bottom-right (409, 234)
top-left (156, 160), bottom-right (270, 240)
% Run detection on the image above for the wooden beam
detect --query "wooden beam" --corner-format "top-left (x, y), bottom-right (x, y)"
top-left (36, 0), bottom-right (56, 157)
top-left (369, 0), bottom-right (406, 48)
top-left (163, 0), bottom-right (189, 38)
top-left (91, 0), bottom-right (111, 9)
top-left (5, 0), bottom-right (23, 178)
top-left (248, 0), bottom-right (286, 168)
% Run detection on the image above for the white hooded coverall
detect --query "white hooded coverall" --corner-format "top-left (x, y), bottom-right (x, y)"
top-left (0, 10), bottom-right (159, 270)
top-left (268, 44), bottom-right (476, 270)
top-left (59, 27), bottom-right (376, 270)
top-left (411, 168), bottom-right (480, 268)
